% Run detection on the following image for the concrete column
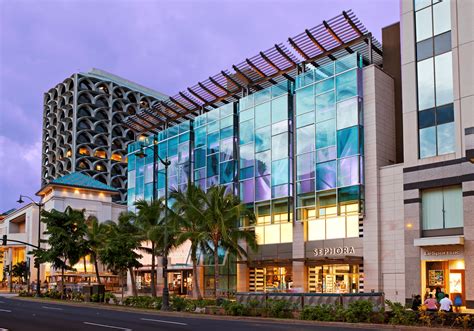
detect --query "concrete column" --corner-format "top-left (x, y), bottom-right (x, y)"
top-left (292, 221), bottom-right (306, 291)
top-left (237, 263), bottom-right (248, 292)
top-left (463, 182), bottom-right (474, 308)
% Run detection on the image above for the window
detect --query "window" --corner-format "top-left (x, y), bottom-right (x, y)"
top-left (422, 185), bottom-right (463, 233)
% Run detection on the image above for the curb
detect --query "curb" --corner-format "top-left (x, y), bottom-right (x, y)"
top-left (12, 297), bottom-right (452, 330)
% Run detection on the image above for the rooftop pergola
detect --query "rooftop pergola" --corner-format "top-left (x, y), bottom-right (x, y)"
top-left (126, 10), bottom-right (383, 134)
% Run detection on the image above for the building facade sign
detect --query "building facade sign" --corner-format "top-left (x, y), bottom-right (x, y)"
top-left (313, 246), bottom-right (355, 257)
top-left (421, 246), bottom-right (464, 261)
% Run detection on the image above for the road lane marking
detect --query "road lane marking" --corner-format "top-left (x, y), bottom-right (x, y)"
top-left (0, 309), bottom-right (11, 313)
top-left (42, 306), bottom-right (63, 311)
top-left (140, 318), bottom-right (187, 326)
top-left (0, 328), bottom-right (9, 331)
top-left (83, 322), bottom-right (132, 331)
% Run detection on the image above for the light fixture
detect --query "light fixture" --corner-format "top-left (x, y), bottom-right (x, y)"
top-left (135, 147), bottom-right (146, 159)
top-left (16, 195), bottom-right (24, 204)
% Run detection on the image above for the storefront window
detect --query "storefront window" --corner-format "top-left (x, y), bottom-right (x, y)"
top-left (307, 202), bottom-right (359, 241)
top-left (249, 266), bottom-right (292, 292)
top-left (308, 264), bottom-right (359, 293)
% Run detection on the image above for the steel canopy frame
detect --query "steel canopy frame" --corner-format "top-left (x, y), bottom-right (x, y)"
top-left (126, 9), bottom-right (383, 133)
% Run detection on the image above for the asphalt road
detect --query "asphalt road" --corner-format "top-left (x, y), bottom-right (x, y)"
top-left (0, 295), bottom-right (383, 331)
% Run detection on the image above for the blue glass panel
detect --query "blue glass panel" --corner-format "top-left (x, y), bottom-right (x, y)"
top-left (419, 108), bottom-right (436, 129)
top-left (255, 103), bottom-right (271, 128)
top-left (239, 166), bottom-right (254, 180)
top-left (436, 103), bottom-right (454, 125)
top-left (220, 161), bottom-right (235, 184)
top-left (254, 88), bottom-right (271, 105)
top-left (316, 120), bottom-right (336, 149)
top-left (220, 115), bottom-right (233, 129)
top-left (194, 168), bottom-right (206, 180)
top-left (337, 156), bottom-right (360, 187)
top-left (335, 54), bottom-right (357, 74)
top-left (194, 148), bottom-right (206, 168)
top-left (239, 108), bottom-right (254, 122)
top-left (220, 126), bottom-right (233, 140)
top-left (272, 159), bottom-right (289, 186)
top-left (437, 122), bottom-right (455, 155)
top-left (419, 126), bottom-right (436, 158)
top-left (206, 154), bottom-right (219, 177)
top-left (128, 154), bottom-right (136, 170)
top-left (220, 138), bottom-right (234, 162)
top-left (144, 183), bottom-right (154, 200)
top-left (272, 81), bottom-right (289, 97)
top-left (316, 160), bottom-right (336, 191)
top-left (272, 184), bottom-right (289, 198)
top-left (296, 152), bottom-right (315, 180)
top-left (336, 97), bottom-right (359, 130)
top-left (179, 121), bottom-right (190, 133)
top-left (158, 142), bottom-right (167, 159)
top-left (240, 179), bottom-right (255, 203)
top-left (297, 179), bottom-right (315, 194)
top-left (179, 132), bottom-right (190, 143)
top-left (207, 120), bottom-right (219, 133)
top-left (168, 138), bottom-right (178, 156)
top-left (239, 120), bottom-right (254, 145)
top-left (207, 132), bottom-right (219, 154)
top-left (272, 120), bottom-right (288, 135)
top-left (297, 125), bottom-right (315, 154)
top-left (195, 127), bottom-right (206, 147)
top-left (256, 151), bottom-right (271, 176)
top-left (239, 143), bottom-right (254, 169)
top-left (337, 126), bottom-right (359, 158)
top-left (168, 125), bottom-right (179, 137)
top-left (336, 69), bottom-right (358, 101)
top-left (315, 62), bottom-right (334, 81)
top-left (271, 133), bottom-right (288, 160)
top-left (255, 126), bottom-right (271, 152)
top-left (136, 176), bottom-right (144, 194)
top-left (157, 170), bottom-right (165, 189)
top-left (296, 85), bottom-right (314, 115)
top-left (338, 185), bottom-right (360, 203)
top-left (194, 114), bottom-right (206, 127)
top-left (315, 91), bottom-right (335, 123)
top-left (272, 96), bottom-right (288, 123)
top-left (296, 112), bottom-right (315, 128)
top-left (255, 175), bottom-right (271, 201)
top-left (220, 103), bottom-right (234, 117)
top-left (315, 78), bottom-right (334, 95)
top-left (136, 157), bottom-right (144, 176)
top-left (316, 146), bottom-right (336, 163)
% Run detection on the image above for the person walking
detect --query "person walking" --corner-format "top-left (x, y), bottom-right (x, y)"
top-left (424, 294), bottom-right (438, 312)
top-left (439, 293), bottom-right (453, 312)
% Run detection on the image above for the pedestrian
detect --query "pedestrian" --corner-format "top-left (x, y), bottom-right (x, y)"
top-left (439, 293), bottom-right (453, 312)
top-left (424, 294), bottom-right (438, 312)
top-left (412, 294), bottom-right (422, 311)
top-left (436, 287), bottom-right (445, 303)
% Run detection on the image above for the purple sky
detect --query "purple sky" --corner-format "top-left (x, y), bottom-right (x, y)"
top-left (0, 0), bottom-right (399, 212)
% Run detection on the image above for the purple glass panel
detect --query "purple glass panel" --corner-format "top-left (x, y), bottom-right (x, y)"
top-left (207, 175), bottom-right (219, 188)
top-left (179, 183), bottom-right (188, 192)
top-left (297, 179), bottom-right (315, 194)
top-left (316, 146), bottom-right (336, 162)
top-left (197, 179), bottom-right (206, 190)
top-left (296, 153), bottom-right (314, 180)
top-left (337, 156), bottom-right (359, 187)
top-left (255, 175), bottom-right (271, 201)
top-left (272, 184), bottom-right (289, 198)
top-left (256, 151), bottom-right (271, 176)
top-left (168, 156), bottom-right (178, 176)
top-left (240, 179), bottom-right (255, 203)
top-left (168, 175), bottom-right (178, 191)
top-left (194, 168), bottom-right (206, 180)
top-left (316, 160), bottom-right (336, 190)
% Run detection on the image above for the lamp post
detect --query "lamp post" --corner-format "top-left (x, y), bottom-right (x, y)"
top-left (135, 141), bottom-right (171, 311)
top-left (16, 195), bottom-right (43, 297)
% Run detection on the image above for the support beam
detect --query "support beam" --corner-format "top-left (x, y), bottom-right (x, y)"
top-left (305, 29), bottom-right (336, 60)
top-left (288, 38), bottom-right (310, 60)
top-left (179, 92), bottom-right (201, 108)
top-left (209, 76), bottom-right (232, 94)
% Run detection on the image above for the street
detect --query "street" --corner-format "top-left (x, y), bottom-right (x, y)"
top-left (0, 295), bottom-right (387, 331)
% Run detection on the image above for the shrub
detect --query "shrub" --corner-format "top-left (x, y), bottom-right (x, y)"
top-left (170, 296), bottom-right (195, 312)
top-left (194, 299), bottom-right (216, 308)
top-left (18, 290), bottom-right (33, 297)
top-left (123, 296), bottom-right (162, 309)
top-left (344, 300), bottom-right (375, 323)
top-left (300, 304), bottom-right (339, 322)
top-left (104, 292), bottom-right (116, 304)
top-left (385, 300), bottom-right (417, 325)
top-left (71, 292), bottom-right (84, 302)
top-left (453, 314), bottom-right (472, 329)
top-left (247, 299), bottom-right (261, 308)
top-left (224, 302), bottom-right (249, 316)
top-left (43, 289), bottom-right (61, 299)
top-left (266, 299), bottom-right (293, 319)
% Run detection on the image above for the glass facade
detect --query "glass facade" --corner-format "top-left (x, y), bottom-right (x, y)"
top-left (295, 53), bottom-right (363, 241)
top-left (414, 0), bottom-right (455, 158)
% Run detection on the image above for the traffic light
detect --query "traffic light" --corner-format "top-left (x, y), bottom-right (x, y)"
top-left (1, 235), bottom-right (6, 246)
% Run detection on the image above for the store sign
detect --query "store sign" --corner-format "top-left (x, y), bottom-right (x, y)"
top-left (424, 250), bottom-right (461, 257)
top-left (313, 246), bottom-right (355, 257)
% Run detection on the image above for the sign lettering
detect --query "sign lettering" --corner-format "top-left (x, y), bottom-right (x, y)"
top-left (313, 246), bottom-right (355, 257)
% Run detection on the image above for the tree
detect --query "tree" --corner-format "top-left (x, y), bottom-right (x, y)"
top-left (11, 261), bottom-right (28, 283)
top-left (36, 207), bottom-right (87, 299)
top-left (170, 185), bottom-right (208, 300)
top-left (99, 212), bottom-right (142, 300)
top-left (202, 186), bottom-right (257, 298)
top-left (134, 199), bottom-right (165, 297)
top-left (83, 216), bottom-right (108, 285)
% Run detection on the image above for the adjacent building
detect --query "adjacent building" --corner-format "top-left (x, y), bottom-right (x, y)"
top-left (41, 69), bottom-right (168, 204)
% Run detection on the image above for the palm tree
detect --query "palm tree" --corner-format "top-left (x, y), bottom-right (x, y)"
top-left (202, 186), bottom-right (257, 299)
top-left (134, 199), bottom-right (165, 297)
top-left (83, 216), bottom-right (108, 285)
top-left (169, 185), bottom-right (208, 300)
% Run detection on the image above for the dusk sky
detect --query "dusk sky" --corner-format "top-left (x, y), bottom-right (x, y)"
top-left (0, 0), bottom-right (399, 212)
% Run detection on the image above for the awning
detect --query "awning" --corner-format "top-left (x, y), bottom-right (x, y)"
top-left (414, 235), bottom-right (464, 247)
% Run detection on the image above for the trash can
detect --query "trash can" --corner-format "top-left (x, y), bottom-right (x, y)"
top-left (82, 285), bottom-right (92, 302)
top-left (92, 284), bottom-right (106, 302)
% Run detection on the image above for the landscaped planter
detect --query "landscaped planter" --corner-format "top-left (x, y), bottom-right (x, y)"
top-left (205, 306), bottom-right (225, 315)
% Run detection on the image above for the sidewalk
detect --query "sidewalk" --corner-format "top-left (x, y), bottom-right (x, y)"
top-left (11, 296), bottom-right (453, 331)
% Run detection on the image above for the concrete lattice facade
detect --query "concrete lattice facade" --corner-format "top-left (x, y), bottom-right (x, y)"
top-left (41, 69), bottom-right (167, 203)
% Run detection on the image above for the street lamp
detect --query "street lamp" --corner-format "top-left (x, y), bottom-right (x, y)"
top-left (16, 195), bottom-right (43, 297)
top-left (135, 141), bottom-right (171, 311)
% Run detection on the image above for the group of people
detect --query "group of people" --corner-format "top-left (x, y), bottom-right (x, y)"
top-left (412, 287), bottom-right (462, 312)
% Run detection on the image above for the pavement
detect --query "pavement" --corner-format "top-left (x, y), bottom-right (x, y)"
top-left (0, 295), bottom-right (440, 331)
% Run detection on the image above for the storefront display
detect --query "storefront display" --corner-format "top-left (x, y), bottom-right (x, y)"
top-left (168, 270), bottom-right (193, 296)
top-left (308, 264), bottom-right (359, 293)
top-left (249, 266), bottom-right (292, 292)
top-left (423, 259), bottom-right (465, 305)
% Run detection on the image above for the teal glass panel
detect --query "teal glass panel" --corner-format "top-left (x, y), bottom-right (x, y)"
top-left (239, 108), bottom-right (254, 122)
top-left (271, 96), bottom-right (288, 123)
top-left (315, 91), bottom-right (335, 123)
top-left (168, 137), bottom-right (178, 156)
top-left (168, 125), bottom-right (179, 137)
top-left (220, 161), bottom-right (235, 184)
top-left (338, 185), bottom-right (360, 203)
top-left (220, 103), bottom-right (234, 117)
top-left (315, 78), bottom-right (334, 95)
top-left (255, 103), bottom-right (271, 128)
top-left (336, 69), bottom-right (358, 101)
top-left (255, 126), bottom-right (271, 152)
top-left (128, 154), bottom-right (136, 171)
top-left (296, 125), bottom-right (315, 154)
top-left (207, 132), bottom-right (219, 154)
top-left (194, 148), bottom-right (206, 169)
top-left (255, 151), bottom-right (271, 176)
top-left (206, 154), bottom-right (219, 177)
top-left (194, 168), bottom-right (205, 180)
top-left (316, 160), bottom-right (336, 191)
top-left (136, 176), bottom-right (144, 194)
top-left (207, 108), bottom-right (219, 122)
top-left (296, 85), bottom-right (314, 115)
top-left (220, 115), bottom-right (234, 129)
top-left (195, 127), bottom-right (206, 147)
top-left (316, 119), bottom-right (336, 149)
top-left (335, 54), bottom-right (357, 74)
top-left (207, 120), bottom-right (219, 133)
top-left (337, 156), bottom-right (360, 187)
top-left (239, 120), bottom-right (254, 145)
top-left (179, 121), bottom-right (190, 133)
top-left (296, 112), bottom-right (315, 128)
top-left (239, 143), bottom-right (254, 169)
top-left (136, 157), bottom-right (144, 176)
top-left (240, 166), bottom-right (254, 180)
top-left (271, 133), bottom-right (288, 160)
top-left (220, 137), bottom-right (233, 162)
top-left (179, 132), bottom-right (190, 143)
top-left (337, 126), bottom-right (359, 158)
top-left (298, 70), bottom-right (314, 88)
top-left (254, 88), bottom-right (271, 105)
top-left (144, 183), bottom-right (154, 200)
top-left (315, 62), bottom-right (334, 81)
top-left (336, 97), bottom-right (359, 130)
top-left (272, 159), bottom-right (289, 186)
top-left (194, 114), bottom-right (207, 127)
top-left (178, 142), bottom-right (189, 163)
top-left (272, 81), bottom-right (289, 97)
top-left (240, 94), bottom-right (254, 110)
top-left (157, 171), bottom-right (165, 189)
top-left (220, 126), bottom-right (233, 140)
